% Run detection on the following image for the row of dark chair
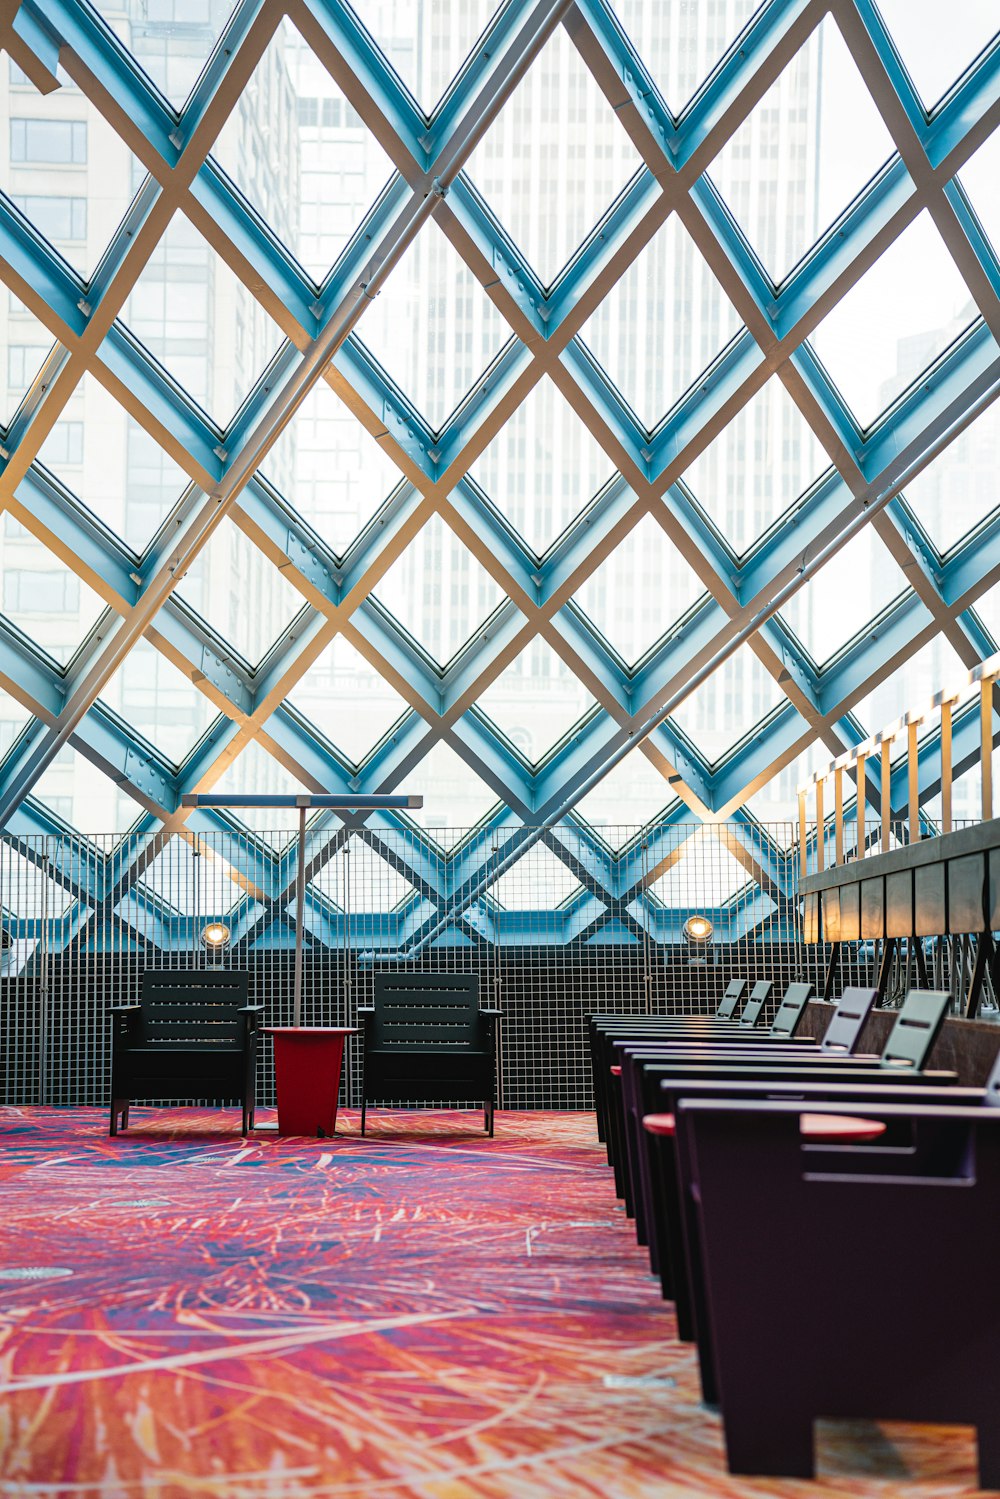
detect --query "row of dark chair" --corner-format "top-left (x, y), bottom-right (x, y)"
top-left (591, 979), bottom-right (1000, 1488)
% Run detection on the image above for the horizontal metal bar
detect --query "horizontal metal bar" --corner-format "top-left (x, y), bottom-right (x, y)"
top-left (180, 794), bottom-right (424, 809)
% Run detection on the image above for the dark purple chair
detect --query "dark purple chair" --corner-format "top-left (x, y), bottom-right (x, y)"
top-left (676, 1097), bottom-right (1000, 1486)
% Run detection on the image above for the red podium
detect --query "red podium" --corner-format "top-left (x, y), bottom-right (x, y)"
top-left (264, 1027), bottom-right (356, 1137)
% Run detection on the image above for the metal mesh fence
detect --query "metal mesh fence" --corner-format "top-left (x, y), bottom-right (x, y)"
top-left (3, 817), bottom-right (983, 1111)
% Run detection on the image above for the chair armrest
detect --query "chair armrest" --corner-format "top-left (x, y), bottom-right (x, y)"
top-left (481, 1009), bottom-right (503, 1017)
top-left (110, 1004), bottom-right (142, 1013)
top-left (358, 1007), bottom-right (375, 1016)
top-left (238, 1005), bottom-right (265, 1014)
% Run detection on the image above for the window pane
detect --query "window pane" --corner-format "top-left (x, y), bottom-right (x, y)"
top-left (476, 638), bottom-right (596, 766)
top-left (465, 24), bottom-right (643, 286)
top-left (572, 512), bottom-right (706, 666)
top-left (708, 17), bottom-right (896, 285)
top-left (211, 18), bottom-right (395, 283)
top-left (809, 211), bottom-right (977, 430)
top-left (682, 376), bottom-right (828, 556)
top-left (357, 220), bottom-right (513, 430)
top-left (610, 0), bottom-right (763, 117)
top-left (469, 377), bottom-right (616, 557)
top-left (96, 0), bottom-right (239, 108)
top-left (349, 0), bottom-right (501, 113)
top-left (876, 0), bottom-right (999, 110)
top-left (579, 215), bottom-right (743, 429)
top-left (370, 514), bottom-right (507, 667)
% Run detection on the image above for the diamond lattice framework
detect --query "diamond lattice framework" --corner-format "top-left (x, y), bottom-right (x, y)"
top-left (0, 0), bottom-right (997, 928)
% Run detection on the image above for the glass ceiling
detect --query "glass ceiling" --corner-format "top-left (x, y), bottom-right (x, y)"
top-left (0, 0), bottom-right (997, 871)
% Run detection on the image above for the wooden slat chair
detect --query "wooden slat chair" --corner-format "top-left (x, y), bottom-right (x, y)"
top-left (359, 973), bottom-right (501, 1135)
top-left (677, 1097), bottom-right (1000, 1486)
top-left (110, 969), bottom-right (261, 1136)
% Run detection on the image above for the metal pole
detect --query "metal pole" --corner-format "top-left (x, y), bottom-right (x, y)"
top-left (293, 805), bottom-right (307, 1028)
top-left (37, 847), bottom-right (49, 1107)
top-left (192, 843), bottom-right (200, 957)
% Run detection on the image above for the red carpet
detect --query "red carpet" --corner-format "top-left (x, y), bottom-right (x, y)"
top-left (0, 1107), bottom-right (988, 1497)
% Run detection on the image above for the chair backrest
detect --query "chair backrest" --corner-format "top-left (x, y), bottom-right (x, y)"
top-left (768, 981), bottom-right (815, 1038)
top-left (879, 989), bottom-right (950, 1070)
top-left (738, 979), bottom-right (772, 1028)
top-left (983, 1048), bottom-right (1000, 1107)
top-left (370, 972), bottom-right (483, 1050)
top-left (715, 978), bottom-right (747, 1020)
top-left (820, 986), bottom-right (877, 1053)
top-left (139, 969), bottom-right (249, 1048)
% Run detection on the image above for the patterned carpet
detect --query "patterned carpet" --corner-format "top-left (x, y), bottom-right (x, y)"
top-left (0, 1107), bottom-right (989, 1498)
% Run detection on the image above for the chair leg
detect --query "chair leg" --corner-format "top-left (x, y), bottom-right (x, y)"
top-left (242, 1102), bottom-right (249, 1137)
top-left (361, 1096), bottom-right (366, 1136)
top-left (121, 1105), bottom-right (129, 1130)
top-left (109, 1103), bottom-right (117, 1137)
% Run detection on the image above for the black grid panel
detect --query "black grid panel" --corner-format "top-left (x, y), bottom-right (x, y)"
top-left (0, 822), bottom-right (883, 1112)
top-left (9, 945), bottom-right (828, 1113)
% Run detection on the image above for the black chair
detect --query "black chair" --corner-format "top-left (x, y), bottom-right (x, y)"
top-left (767, 981), bottom-right (814, 1037)
top-left (715, 978), bottom-right (747, 1019)
top-left (110, 969), bottom-right (261, 1136)
top-left (819, 985), bottom-right (878, 1052)
top-left (737, 979), bottom-right (772, 1028)
top-left (678, 1097), bottom-right (1000, 1485)
top-left (359, 972), bottom-right (500, 1135)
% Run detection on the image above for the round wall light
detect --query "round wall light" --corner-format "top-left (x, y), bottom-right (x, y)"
top-left (201, 921), bottom-right (232, 951)
top-left (683, 914), bottom-right (714, 946)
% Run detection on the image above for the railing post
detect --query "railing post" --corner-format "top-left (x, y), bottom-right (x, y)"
top-left (904, 711), bottom-right (923, 843)
top-left (972, 661), bottom-right (999, 822)
top-left (932, 687), bottom-right (959, 834)
top-left (814, 772), bottom-right (825, 873)
top-left (855, 747), bottom-right (867, 857)
top-left (832, 756), bottom-right (845, 866)
top-left (876, 722), bottom-right (899, 853)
